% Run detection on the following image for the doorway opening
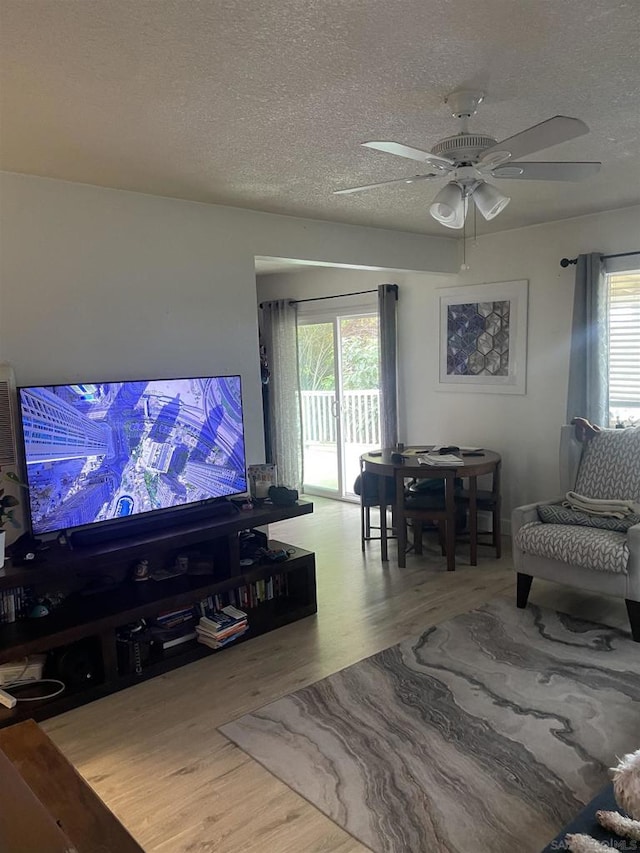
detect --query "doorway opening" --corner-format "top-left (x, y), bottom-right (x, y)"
top-left (298, 310), bottom-right (380, 500)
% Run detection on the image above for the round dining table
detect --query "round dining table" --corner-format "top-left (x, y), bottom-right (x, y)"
top-left (360, 447), bottom-right (501, 570)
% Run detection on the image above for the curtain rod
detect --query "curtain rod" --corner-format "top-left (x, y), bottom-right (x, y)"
top-left (292, 287), bottom-right (378, 304)
top-left (560, 250), bottom-right (640, 268)
top-left (260, 284), bottom-right (398, 308)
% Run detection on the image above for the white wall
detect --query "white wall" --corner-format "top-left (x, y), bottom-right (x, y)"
top-left (258, 204), bottom-right (640, 527)
top-left (0, 172), bottom-right (457, 469)
top-left (2, 171), bottom-right (637, 526)
top-left (257, 266), bottom-right (455, 447)
top-left (450, 205), bottom-right (640, 521)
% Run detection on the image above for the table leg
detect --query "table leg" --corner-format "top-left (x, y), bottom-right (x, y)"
top-left (469, 475), bottom-right (478, 566)
top-left (379, 475), bottom-right (388, 562)
top-left (493, 461), bottom-right (502, 558)
top-left (445, 471), bottom-right (456, 571)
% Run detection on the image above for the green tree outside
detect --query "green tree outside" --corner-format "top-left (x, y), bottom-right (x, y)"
top-left (298, 316), bottom-right (378, 391)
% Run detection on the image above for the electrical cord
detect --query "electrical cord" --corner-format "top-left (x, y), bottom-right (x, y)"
top-left (1, 656), bottom-right (66, 702)
top-left (4, 679), bottom-right (66, 702)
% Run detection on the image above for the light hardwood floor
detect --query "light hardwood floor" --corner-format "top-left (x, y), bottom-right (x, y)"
top-left (42, 499), bottom-right (628, 852)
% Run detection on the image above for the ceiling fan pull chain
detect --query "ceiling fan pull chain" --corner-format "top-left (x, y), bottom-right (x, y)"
top-left (461, 205), bottom-right (469, 271)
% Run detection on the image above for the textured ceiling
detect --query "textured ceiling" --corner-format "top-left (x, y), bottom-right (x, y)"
top-left (2, 0), bottom-right (639, 237)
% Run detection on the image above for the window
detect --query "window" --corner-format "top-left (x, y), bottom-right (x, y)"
top-left (607, 270), bottom-right (640, 427)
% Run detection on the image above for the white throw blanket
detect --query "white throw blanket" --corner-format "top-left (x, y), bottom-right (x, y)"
top-left (563, 491), bottom-right (640, 518)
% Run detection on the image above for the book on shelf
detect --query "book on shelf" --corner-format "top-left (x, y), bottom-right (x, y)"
top-left (152, 607), bottom-right (196, 629)
top-left (0, 586), bottom-right (32, 624)
top-left (217, 604), bottom-right (247, 621)
top-left (196, 622), bottom-right (246, 643)
top-left (196, 617), bottom-right (244, 635)
top-left (161, 631), bottom-right (197, 649)
top-left (197, 626), bottom-right (249, 650)
top-left (200, 606), bottom-right (246, 630)
top-left (196, 604), bottom-right (249, 649)
top-left (196, 625), bottom-right (248, 648)
top-left (194, 574), bottom-right (289, 619)
top-left (150, 623), bottom-right (195, 643)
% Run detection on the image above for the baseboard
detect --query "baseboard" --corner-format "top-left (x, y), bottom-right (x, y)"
top-left (471, 509), bottom-right (511, 538)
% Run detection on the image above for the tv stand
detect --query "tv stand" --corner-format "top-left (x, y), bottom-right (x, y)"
top-left (0, 501), bottom-right (316, 728)
top-left (67, 500), bottom-right (237, 548)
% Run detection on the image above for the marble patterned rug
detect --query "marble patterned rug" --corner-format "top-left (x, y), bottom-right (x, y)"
top-left (220, 599), bottom-right (640, 853)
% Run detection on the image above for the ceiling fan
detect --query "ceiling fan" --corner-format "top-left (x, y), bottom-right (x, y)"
top-left (334, 91), bottom-right (601, 229)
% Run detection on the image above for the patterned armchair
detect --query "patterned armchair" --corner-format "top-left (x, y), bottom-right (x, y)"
top-left (512, 425), bottom-right (640, 641)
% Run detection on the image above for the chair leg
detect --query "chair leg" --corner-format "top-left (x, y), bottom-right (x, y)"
top-left (517, 573), bottom-right (533, 608)
top-left (437, 522), bottom-right (446, 555)
top-left (445, 519), bottom-right (456, 571)
top-left (493, 506), bottom-right (502, 559)
top-left (413, 521), bottom-right (423, 555)
top-left (625, 599), bottom-right (640, 643)
top-left (360, 501), bottom-right (366, 550)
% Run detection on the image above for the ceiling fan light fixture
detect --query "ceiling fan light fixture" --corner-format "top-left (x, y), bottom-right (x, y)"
top-left (429, 182), bottom-right (467, 229)
top-left (473, 181), bottom-right (511, 221)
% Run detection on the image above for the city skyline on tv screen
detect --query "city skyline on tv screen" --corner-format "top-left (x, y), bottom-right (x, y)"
top-left (19, 376), bottom-right (247, 535)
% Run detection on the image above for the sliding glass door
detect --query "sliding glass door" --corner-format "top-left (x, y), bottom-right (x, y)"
top-left (298, 311), bottom-right (379, 499)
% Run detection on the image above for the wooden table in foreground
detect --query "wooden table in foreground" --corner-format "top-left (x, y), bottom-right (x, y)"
top-left (0, 719), bottom-right (143, 853)
top-left (360, 448), bottom-right (501, 570)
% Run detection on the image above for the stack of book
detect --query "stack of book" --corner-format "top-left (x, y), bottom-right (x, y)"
top-left (417, 453), bottom-right (462, 466)
top-left (196, 605), bottom-right (248, 650)
top-left (150, 606), bottom-right (197, 649)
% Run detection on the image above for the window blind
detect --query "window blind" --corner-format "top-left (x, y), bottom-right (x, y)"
top-left (608, 271), bottom-right (640, 408)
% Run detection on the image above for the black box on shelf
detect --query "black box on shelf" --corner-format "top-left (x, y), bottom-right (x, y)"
top-left (116, 620), bottom-right (154, 675)
top-left (49, 637), bottom-right (104, 687)
top-left (239, 528), bottom-right (268, 559)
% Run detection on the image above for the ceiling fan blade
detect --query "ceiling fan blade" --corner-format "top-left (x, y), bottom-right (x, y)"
top-left (491, 161), bottom-right (601, 181)
top-left (481, 116), bottom-right (590, 164)
top-left (333, 174), bottom-right (440, 195)
top-left (362, 141), bottom-right (454, 171)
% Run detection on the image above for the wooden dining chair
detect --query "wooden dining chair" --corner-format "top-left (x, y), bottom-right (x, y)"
top-left (406, 478), bottom-right (466, 560)
top-left (397, 468), bottom-right (460, 571)
top-left (354, 465), bottom-right (397, 552)
top-left (455, 460), bottom-right (502, 557)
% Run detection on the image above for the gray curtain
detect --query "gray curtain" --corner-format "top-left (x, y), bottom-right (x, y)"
top-left (261, 299), bottom-right (303, 491)
top-left (566, 252), bottom-right (609, 426)
top-left (378, 283), bottom-right (399, 448)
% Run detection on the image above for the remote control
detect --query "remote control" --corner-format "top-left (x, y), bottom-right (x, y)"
top-left (0, 687), bottom-right (17, 709)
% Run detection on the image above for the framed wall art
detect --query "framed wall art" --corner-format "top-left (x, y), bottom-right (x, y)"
top-left (438, 279), bottom-right (528, 394)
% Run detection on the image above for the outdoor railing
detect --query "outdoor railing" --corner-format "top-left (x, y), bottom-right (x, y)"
top-left (301, 389), bottom-right (380, 446)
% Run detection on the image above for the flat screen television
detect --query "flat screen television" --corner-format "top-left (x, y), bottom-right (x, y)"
top-left (18, 375), bottom-right (248, 536)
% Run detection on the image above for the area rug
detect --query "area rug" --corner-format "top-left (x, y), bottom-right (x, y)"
top-left (220, 599), bottom-right (640, 853)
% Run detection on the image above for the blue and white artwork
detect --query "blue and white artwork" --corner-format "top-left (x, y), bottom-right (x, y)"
top-left (446, 300), bottom-right (510, 376)
top-left (438, 281), bottom-right (528, 395)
